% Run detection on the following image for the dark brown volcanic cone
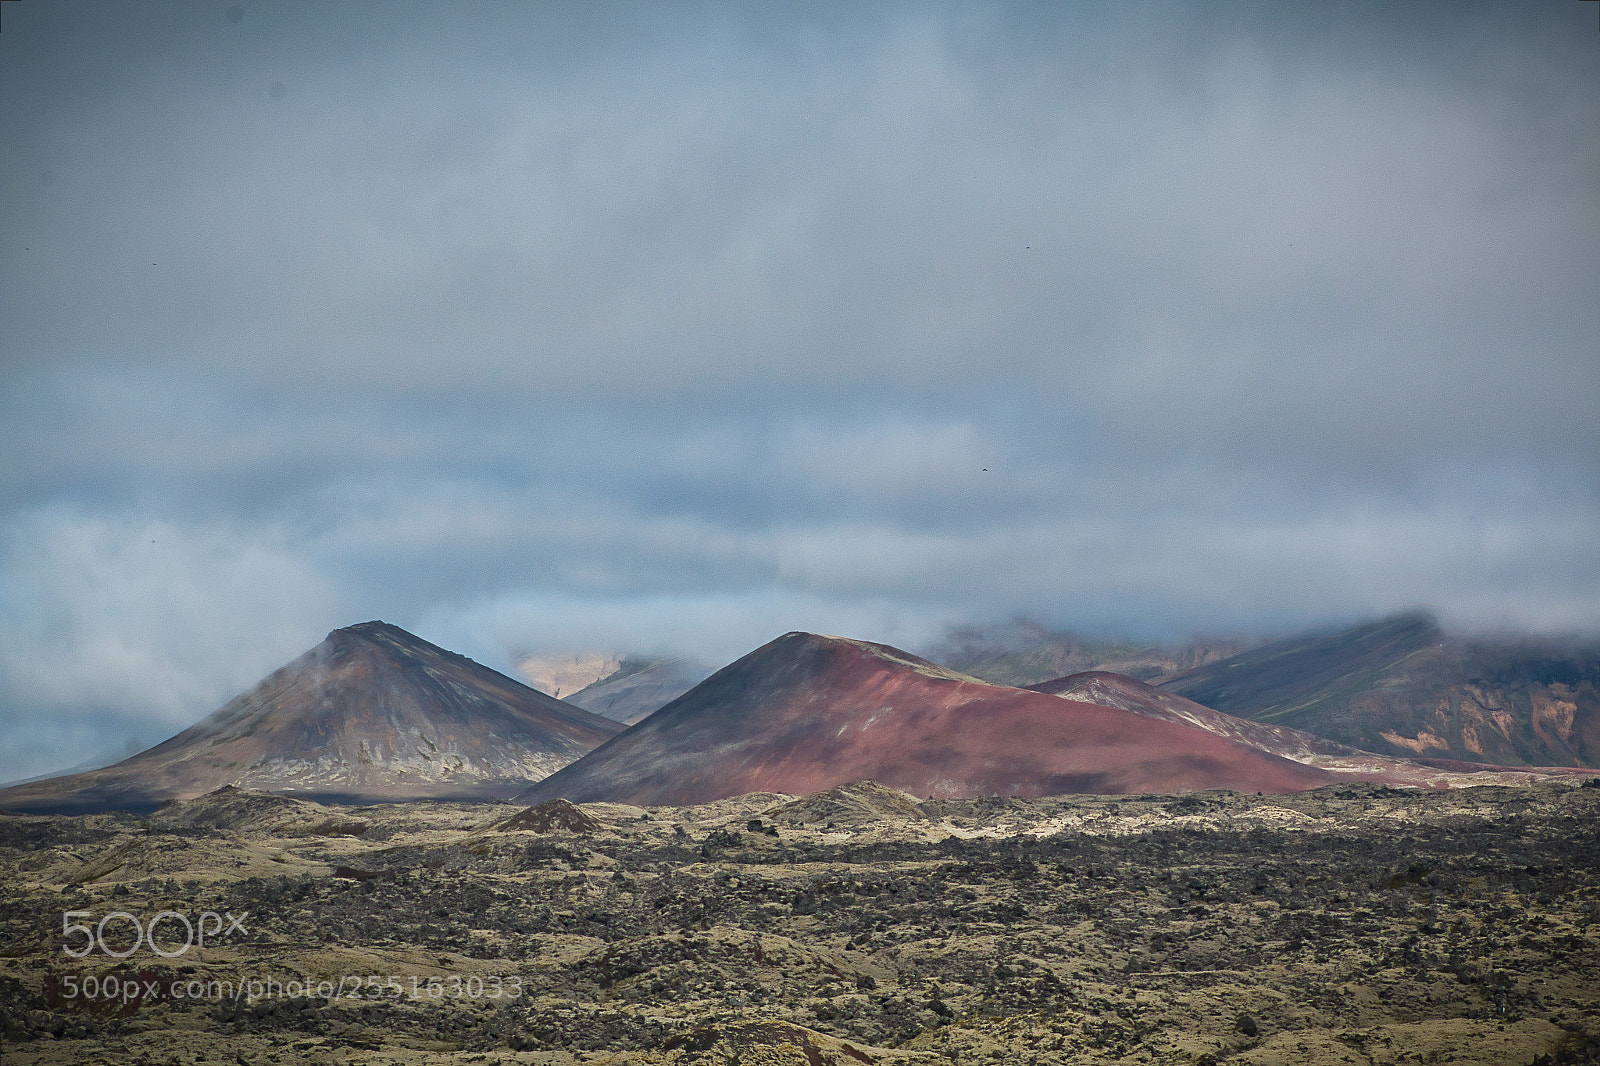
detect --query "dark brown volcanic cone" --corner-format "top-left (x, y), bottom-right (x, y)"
top-left (520, 632), bottom-right (1343, 806)
top-left (0, 622), bottom-right (622, 815)
top-left (495, 798), bottom-right (605, 834)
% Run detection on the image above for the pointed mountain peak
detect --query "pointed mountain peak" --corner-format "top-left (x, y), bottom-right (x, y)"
top-left (325, 620), bottom-right (448, 656)
top-left (314, 621), bottom-right (516, 684)
top-left (762, 631), bottom-right (992, 685)
top-left (332, 619), bottom-right (406, 641)
top-left (0, 621), bottom-right (622, 814)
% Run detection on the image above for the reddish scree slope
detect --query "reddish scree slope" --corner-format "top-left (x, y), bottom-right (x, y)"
top-left (520, 633), bottom-right (1340, 806)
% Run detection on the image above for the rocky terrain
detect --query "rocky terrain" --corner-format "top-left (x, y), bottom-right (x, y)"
top-left (2, 779), bottom-right (1597, 1065)
top-left (0, 623), bottom-right (622, 816)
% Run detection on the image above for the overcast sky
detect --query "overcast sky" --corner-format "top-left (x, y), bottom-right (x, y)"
top-left (3, 1), bottom-right (1597, 780)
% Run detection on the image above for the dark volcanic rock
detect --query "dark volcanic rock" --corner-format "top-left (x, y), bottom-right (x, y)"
top-left (767, 781), bottom-right (926, 826)
top-left (653, 1018), bottom-right (893, 1064)
top-left (496, 798), bottom-right (606, 834)
top-left (1, 783), bottom-right (1596, 1064)
top-left (148, 785), bottom-right (329, 834)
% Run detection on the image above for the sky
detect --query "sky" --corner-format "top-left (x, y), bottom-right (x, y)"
top-left (2, 1), bottom-right (1597, 780)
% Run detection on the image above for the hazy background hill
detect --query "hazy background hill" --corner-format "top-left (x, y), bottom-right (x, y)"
top-left (923, 620), bottom-right (1255, 687)
top-left (915, 613), bottom-right (1600, 770)
top-left (514, 652), bottom-right (623, 700)
top-left (508, 613), bottom-right (1600, 770)
top-left (1160, 613), bottom-right (1600, 769)
top-left (560, 657), bottom-right (718, 726)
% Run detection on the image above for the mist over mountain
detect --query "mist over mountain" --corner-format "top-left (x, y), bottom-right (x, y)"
top-left (3, 2), bottom-right (1597, 788)
top-left (513, 651), bottom-right (623, 700)
top-left (1161, 613), bottom-right (1600, 769)
top-left (560, 656), bottom-right (717, 726)
top-left (5, 612), bottom-right (1595, 819)
top-left (2, 5), bottom-right (1596, 1057)
top-left (923, 620), bottom-right (1256, 687)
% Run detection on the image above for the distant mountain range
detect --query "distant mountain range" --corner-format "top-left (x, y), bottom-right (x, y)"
top-left (545, 622), bottom-right (1252, 727)
top-left (923, 619), bottom-right (1255, 686)
top-left (521, 632), bottom-right (1586, 808)
top-left (1159, 612), bottom-right (1600, 769)
top-left (0, 622), bottom-right (621, 815)
top-left (514, 651), bottom-right (624, 699)
top-left (6, 614), bottom-right (1595, 816)
top-left (920, 612), bottom-right (1600, 770)
top-left (1029, 671), bottom-right (1368, 763)
top-left (519, 632), bottom-right (1349, 806)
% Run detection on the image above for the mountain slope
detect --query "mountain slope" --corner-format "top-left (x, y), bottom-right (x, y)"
top-left (515, 652), bottom-right (622, 699)
top-left (1027, 669), bottom-right (1587, 787)
top-left (563, 656), bottom-right (717, 725)
top-left (0, 621), bottom-right (623, 814)
top-left (1161, 613), bottom-right (1600, 767)
top-left (520, 632), bottom-right (1350, 806)
top-left (1161, 613), bottom-right (1444, 723)
top-left (1029, 671), bottom-right (1368, 763)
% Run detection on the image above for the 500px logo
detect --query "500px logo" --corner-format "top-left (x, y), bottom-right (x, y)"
top-left (62, 910), bottom-right (249, 958)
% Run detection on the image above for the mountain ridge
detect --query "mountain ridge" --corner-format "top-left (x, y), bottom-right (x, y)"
top-left (520, 631), bottom-right (1379, 806)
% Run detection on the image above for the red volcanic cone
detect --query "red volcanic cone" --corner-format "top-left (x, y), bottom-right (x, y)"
top-left (519, 633), bottom-right (1340, 806)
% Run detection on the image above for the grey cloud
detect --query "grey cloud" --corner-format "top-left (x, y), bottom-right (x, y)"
top-left (8, 6), bottom-right (1593, 417)
top-left (1, 2), bottom-right (1596, 777)
top-left (0, 504), bottom-right (342, 779)
top-left (0, 507), bottom-right (337, 717)
top-left (424, 588), bottom-right (963, 673)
